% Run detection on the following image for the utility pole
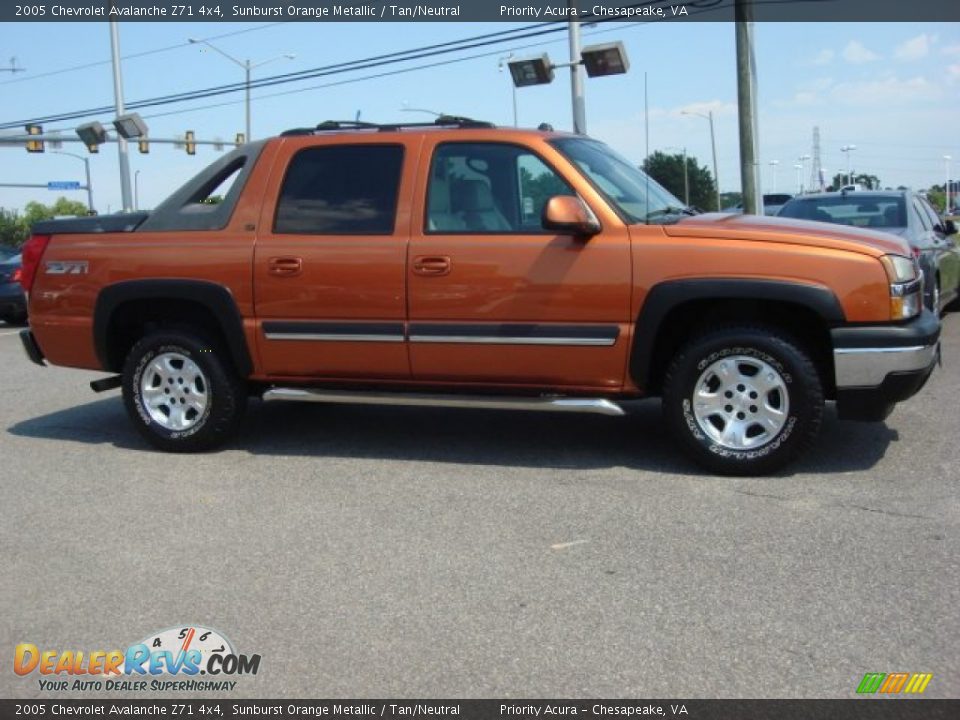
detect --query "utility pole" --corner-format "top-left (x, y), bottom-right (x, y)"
top-left (735, 0), bottom-right (761, 215)
top-left (568, 0), bottom-right (586, 134)
top-left (109, 20), bottom-right (134, 213)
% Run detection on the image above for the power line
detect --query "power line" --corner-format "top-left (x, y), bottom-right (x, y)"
top-left (0, 23), bottom-right (286, 87)
top-left (0, 0), bottom-right (747, 129)
top-left (138, 20), bottom-right (642, 123)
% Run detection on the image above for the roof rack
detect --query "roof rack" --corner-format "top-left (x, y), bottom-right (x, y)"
top-left (280, 116), bottom-right (495, 136)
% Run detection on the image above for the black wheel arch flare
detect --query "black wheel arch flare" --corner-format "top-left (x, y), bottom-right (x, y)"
top-left (630, 278), bottom-right (846, 391)
top-left (92, 279), bottom-right (253, 376)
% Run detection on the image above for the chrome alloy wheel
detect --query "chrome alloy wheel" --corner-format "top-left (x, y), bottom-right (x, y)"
top-left (692, 355), bottom-right (790, 450)
top-left (139, 352), bottom-right (209, 431)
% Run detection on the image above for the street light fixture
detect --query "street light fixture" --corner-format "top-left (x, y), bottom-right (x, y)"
top-left (75, 121), bottom-right (107, 150)
top-left (188, 37), bottom-right (295, 141)
top-left (840, 144), bottom-right (856, 186)
top-left (506, 41), bottom-right (629, 134)
top-left (52, 150), bottom-right (94, 213)
top-left (112, 112), bottom-right (148, 140)
top-left (681, 110), bottom-right (720, 211)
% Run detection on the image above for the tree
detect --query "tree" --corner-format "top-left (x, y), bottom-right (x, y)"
top-left (23, 197), bottom-right (89, 227)
top-left (830, 172), bottom-right (881, 191)
top-left (642, 151), bottom-right (717, 211)
top-left (0, 208), bottom-right (28, 250)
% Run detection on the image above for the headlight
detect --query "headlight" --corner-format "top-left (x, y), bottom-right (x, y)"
top-left (880, 254), bottom-right (922, 320)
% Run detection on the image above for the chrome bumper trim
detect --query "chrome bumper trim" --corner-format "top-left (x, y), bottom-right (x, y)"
top-left (834, 341), bottom-right (940, 388)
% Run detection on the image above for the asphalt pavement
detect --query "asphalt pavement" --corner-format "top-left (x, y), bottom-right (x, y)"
top-left (1, 316), bottom-right (958, 699)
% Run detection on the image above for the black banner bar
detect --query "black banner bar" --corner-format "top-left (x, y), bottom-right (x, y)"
top-left (1, 700), bottom-right (958, 720)
top-left (3, 0), bottom-right (959, 23)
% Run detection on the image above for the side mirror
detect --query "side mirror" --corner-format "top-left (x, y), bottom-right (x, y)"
top-left (942, 219), bottom-right (957, 236)
top-left (542, 195), bottom-right (600, 237)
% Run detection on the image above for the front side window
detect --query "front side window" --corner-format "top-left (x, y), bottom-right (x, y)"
top-left (274, 144), bottom-right (404, 234)
top-left (426, 142), bottom-right (575, 234)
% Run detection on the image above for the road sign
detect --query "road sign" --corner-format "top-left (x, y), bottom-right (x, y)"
top-left (47, 181), bottom-right (81, 190)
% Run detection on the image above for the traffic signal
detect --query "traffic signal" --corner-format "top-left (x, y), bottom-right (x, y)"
top-left (25, 124), bottom-right (44, 153)
top-left (235, 132), bottom-right (245, 147)
top-left (185, 130), bottom-right (196, 155)
top-left (86, 143), bottom-right (99, 154)
top-left (138, 137), bottom-right (149, 154)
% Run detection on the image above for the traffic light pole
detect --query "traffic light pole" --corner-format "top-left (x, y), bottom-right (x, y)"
top-left (109, 21), bottom-right (134, 213)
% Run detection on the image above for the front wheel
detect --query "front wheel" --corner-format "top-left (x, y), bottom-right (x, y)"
top-left (661, 326), bottom-right (824, 476)
top-left (122, 330), bottom-right (246, 452)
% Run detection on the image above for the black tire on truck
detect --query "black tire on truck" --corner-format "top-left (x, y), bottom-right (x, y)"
top-left (661, 325), bottom-right (824, 476)
top-left (121, 329), bottom-right (246, 452)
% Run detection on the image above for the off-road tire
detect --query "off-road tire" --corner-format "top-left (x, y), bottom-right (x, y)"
top-left (662, 325), bottom-right (824, 476)
top-left (122, 329), bottom-right (246, 452)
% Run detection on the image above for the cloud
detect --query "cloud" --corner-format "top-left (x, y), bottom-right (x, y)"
top-left (808, 49), bottom-right (834, 66)
top-left (895, 34), bottom-right (937, 61)
top-left (829, 76), bottom-right (941, 105)
top-left (842, 40), bottom-right (880, 64)
top-left (942, 44), bottom-right (960, 56)
top-left (949, 64), bottom-right (960, 84)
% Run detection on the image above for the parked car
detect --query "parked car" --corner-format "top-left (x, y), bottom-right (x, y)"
top-left (776, 190), bottom-right (960, 313)
top-left (723, 193), bottom-right (794, 216)
top-left (16, 118), bottom-right (939, 475)
top-left (0, 253), bottom-right (27, 325)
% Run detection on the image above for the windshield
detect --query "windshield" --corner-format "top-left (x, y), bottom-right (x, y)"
top-left (549, 137), bottom-right (687, 223)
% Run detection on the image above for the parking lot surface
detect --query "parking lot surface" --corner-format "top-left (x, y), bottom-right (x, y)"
top-left (1, 317), bottom-right (958, 698)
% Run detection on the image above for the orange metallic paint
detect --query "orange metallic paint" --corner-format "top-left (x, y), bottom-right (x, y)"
top-left (27, 128), bottom-right (908, 397)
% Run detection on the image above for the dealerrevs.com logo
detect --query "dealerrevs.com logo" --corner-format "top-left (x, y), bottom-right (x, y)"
top-left (14, 625), bottom-right (261, 692)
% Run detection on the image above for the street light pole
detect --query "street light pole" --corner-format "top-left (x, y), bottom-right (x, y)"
top-left (841, 144), bottom-right (856, 186)
top-left (945, 155), bottom-right (952, 215)
top-left (769, 160), bottom-right (779, 193)
top-left (134, 170), bottom-right (140, 212)
top-left (498, 54), bottom-right (518, 126)
top-left (568, 1), bottom-right (586, 134)
top-left (797, 154), bottom-right (811, 193)
top-left (682, 110), bottom-right (720, 210)
top-left (109, 21), bottom-right (133, 213)
top-left (52, 150), bottom-right (94, 213)
top-left (189, 38), bottom-right (294, 141)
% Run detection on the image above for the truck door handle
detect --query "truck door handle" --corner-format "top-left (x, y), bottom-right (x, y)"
top-left (268, 256), bottom-right (302, 277)
top-left (412, 256), bottom-right (451, 276)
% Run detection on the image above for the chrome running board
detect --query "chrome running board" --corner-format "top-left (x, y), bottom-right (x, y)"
top-left (262, 387), bottom-right (625, 416)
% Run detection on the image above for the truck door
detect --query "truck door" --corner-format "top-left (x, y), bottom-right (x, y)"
top-left (253, 136), bottom-right (419, 379)
top-left (406, 138), bottom-right (632, 389)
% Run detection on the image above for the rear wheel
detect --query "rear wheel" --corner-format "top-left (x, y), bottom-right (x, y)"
top-left (122, 329), bottom-right (246, 452)
top-left (662, 325), bottom-right (824, 475)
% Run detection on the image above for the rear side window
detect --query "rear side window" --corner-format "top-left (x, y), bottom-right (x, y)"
top-left (274, 145), bottom-right (404, 234)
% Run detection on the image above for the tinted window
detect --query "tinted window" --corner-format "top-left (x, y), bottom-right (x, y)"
top-left (426, 142), bottom-right (574, 233)
top-left (778, 196), bottom-right (906, 229)
top-left (275, 145), bottom-right (404, 234)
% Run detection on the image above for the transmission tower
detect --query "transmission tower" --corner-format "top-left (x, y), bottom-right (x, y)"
top-left (809, 126), bottom-right (824, 192)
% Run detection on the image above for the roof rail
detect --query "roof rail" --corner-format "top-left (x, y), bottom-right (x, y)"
top-left (280, 116), bottom-right (495, 136)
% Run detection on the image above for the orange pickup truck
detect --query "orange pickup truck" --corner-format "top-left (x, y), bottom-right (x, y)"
top-left (18, 118), bottom-right (941, 474)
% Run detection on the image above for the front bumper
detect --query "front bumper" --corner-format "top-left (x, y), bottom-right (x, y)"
top-left (832, 310), bottom-right (940, 421)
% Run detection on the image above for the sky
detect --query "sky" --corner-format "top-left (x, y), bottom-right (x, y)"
top-left (1, 19), bottom-right (958, 213)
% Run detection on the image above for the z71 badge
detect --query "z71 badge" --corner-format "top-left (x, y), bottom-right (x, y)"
top-left (45, 260), bottom-right (89, 274)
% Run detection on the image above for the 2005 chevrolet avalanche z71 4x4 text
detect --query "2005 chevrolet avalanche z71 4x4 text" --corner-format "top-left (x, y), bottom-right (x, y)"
top-left (17, 118), bottom-right (941, 475)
